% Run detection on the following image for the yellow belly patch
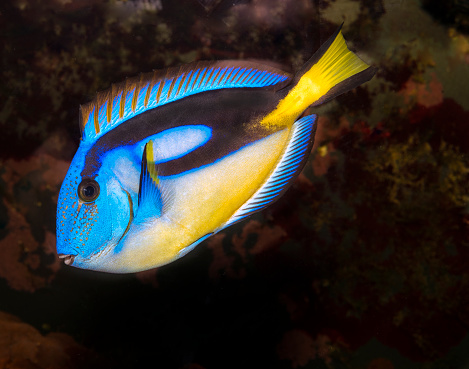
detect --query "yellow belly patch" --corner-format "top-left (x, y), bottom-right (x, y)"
top-left (113, 128), bottom-right (290, 272)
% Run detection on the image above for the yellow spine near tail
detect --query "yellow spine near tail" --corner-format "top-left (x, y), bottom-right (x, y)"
top-left (261, 30), bottom-right (374, 129)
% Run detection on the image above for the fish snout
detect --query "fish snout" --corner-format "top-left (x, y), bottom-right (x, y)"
top-left (58, 254), bottom-right (76, 266)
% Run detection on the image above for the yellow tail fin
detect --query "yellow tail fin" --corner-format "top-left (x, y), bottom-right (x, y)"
top-left (261, 27), bottom-right (376, 129)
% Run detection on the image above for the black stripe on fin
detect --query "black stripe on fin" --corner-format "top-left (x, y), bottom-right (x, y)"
top-left (224, 114), bottom-right (317, 228)
top-left (291, 24), bottom-right (344, 86)
top-left (292, 24), bottom-right (377, 106)
top-left (311, 66), bottom-right (377, 106)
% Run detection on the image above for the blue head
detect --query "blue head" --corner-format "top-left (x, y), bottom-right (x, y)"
top-left (57, 124), bottom-right (213, 272)
top-left (56, 142), bottom-right (135, 271)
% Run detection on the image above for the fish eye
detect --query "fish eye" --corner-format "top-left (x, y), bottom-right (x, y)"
top-left (77, 179), bottom-right (100, 202)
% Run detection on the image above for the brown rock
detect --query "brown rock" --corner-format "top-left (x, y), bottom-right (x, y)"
top-left (0, 311), bottom-right (106, 369)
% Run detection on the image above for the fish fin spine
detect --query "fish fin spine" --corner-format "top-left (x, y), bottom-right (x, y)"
top-left (167, 68), bottom-right (180, 99)
top-left (138, 140), bottom-right (163, 218)
top-left (93, 98), bottom-right (100, 134)
top-left (156, 79), bottom-right (164, 103)
top-left (144, 78), bottom-right (152, 108)
top-left (175, 70), bottom-right (186, 97)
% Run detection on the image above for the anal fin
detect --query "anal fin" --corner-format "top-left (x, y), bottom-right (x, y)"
top-left (224, 114), bottom-right (317, 227)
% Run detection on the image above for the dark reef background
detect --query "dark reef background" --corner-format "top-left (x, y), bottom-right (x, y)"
top-left (1, 0), bottom-right (469, 368)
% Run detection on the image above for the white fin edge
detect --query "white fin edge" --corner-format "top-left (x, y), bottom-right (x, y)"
top-left (223, 114), bottom-right (317, 228)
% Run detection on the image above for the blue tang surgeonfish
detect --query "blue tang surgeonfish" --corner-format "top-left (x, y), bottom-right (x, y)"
top-left (56, 27), bottom-right (376, 273)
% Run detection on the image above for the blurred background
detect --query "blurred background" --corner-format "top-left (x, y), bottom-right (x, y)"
top-left (1, 0), bottom-right (469, 368)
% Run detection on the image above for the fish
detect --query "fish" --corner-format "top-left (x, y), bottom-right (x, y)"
top-left (56, 26), bottom-right (376, 273)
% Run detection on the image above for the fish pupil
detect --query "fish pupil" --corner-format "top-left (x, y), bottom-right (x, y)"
top-left (83, 186), bottom-right (94, 197)
top-left (78, 179), bottom-right (100, 202)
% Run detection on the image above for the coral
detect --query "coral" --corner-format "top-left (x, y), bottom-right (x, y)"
top-left (0, 201), bottom-right (48, 292)
top-left (206, 220), bottom-right (286, 279)
top-left (0, 138), bottom-right (70, 291)
top-left (277, 330), bottom-right (338, 367)
top-left (0, 311), bottom-right (106, 369)
top-left (321, 0), bottom-right (362, 25)
top-left (399, 73), bottom-right (444, 108)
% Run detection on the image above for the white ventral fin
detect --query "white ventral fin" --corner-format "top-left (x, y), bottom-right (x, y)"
top-left (224, 114), bottom-right (317, 227)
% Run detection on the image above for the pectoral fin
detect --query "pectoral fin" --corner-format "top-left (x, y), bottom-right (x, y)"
top-left (137, 140), bottom-right (164, 219)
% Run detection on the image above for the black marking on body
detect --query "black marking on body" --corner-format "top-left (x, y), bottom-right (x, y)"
top-left (81, 87), bottom-right (290, 178)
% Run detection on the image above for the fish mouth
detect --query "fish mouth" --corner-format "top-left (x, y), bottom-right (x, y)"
top-left (58, 254), bottom-right (76, 266)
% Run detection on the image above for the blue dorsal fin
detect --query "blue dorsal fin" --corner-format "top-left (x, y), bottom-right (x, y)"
top-left (137, 140), bottom-right (163, 220)
top-left (79, 60), bottom-right (292, 142)
top-left (224, 114), bottom-right (317, 228)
